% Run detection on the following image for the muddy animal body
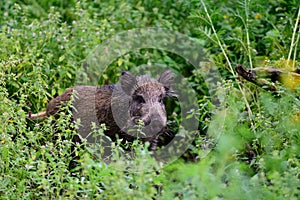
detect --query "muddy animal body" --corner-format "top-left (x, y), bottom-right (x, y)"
top-left (36, 70), bottom-right (175, 150)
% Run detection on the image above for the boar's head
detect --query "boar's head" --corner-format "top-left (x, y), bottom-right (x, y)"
top-left (112, 70), bottom-right (175, 138)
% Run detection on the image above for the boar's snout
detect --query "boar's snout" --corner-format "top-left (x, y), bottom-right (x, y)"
top-left (144, 103), bottom-right (167, 134)
top-left (132, 102), bottom-right (167, 136)
top-left (133, 115), bottom-right (151, 126)
top-left (140, 115), bottom-right (151, 126)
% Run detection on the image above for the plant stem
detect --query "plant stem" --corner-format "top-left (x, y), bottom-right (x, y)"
top-left (287, 6), bottom-right (300, 70)
top-left (244, 0), bottom-right (253, 69)
top-left (200, 0), bottom-right (234, 75)
top-left (200, 0), bottom-right (253, 118)
top-left (292, 28), bottom-right (300, 69)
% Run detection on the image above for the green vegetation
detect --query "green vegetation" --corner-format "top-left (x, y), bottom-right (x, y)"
top-left (1, 0), bottom-right (300, 199)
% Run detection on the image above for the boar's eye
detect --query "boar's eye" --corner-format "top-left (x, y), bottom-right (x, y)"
top-left (158, 94), bottom-right (164, 104)
top-left (134, 95), bottom-right (145, 104)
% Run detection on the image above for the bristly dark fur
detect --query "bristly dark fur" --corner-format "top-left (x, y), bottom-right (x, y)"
top-left (41, 70), bottom-right (176, 151)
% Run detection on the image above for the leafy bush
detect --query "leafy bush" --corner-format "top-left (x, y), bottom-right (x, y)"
top-left (0, 0), bottom-right (300, 199)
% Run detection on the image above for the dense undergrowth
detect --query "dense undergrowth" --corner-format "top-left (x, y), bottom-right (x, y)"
top-left (0, 0), bottom-right (300, 199)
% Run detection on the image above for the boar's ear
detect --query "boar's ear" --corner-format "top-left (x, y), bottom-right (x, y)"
top-left (158, 70), bottom-right (174, 85)
top-left (158, 70), bottom-right (176, 97)
top-left (120, 71), bottom-right (137, 95)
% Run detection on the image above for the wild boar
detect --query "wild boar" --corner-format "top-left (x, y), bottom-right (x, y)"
top-left (28, 70), bottom-right (175, 151)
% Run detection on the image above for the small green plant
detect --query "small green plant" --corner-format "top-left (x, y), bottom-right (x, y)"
top-left (1, 0), bottom-right (300, 199)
